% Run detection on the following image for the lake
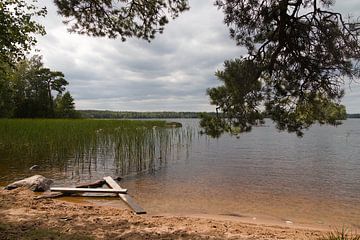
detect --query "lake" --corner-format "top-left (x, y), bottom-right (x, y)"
top-left (1, 119), bottom-right (359, 229)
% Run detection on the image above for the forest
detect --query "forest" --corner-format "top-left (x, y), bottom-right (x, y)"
top-left (0, 56), bottom-right (78, 118)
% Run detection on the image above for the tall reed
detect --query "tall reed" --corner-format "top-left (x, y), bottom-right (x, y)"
top-left (0, 119), bottom-right (191, 181)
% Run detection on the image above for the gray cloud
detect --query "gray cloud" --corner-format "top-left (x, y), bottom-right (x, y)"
top-left (34, 0), bottom-right (360, 112)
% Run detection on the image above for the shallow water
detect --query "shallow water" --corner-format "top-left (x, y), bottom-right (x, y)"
top-left (1, 119), bottom-right (359, 229)
top-left (117, 119), bottom-right (360, 229)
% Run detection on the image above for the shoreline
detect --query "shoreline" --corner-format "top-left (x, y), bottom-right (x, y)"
top-left (0, 188), bottom-right (330, 239)
top-left (148, 213), bottom-right (332, 232)
top-left (70, 196), bottom-right (334, 232)
top-left (59, 194), bottom-right (349, 232)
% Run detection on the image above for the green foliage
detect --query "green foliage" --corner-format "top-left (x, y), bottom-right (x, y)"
top-left (54, 0), bottom-right (189, 41)
top-left (55, 91), bottom-right (79, 118)
top-left (199, 113), bottom-right (227, 138)
top-left (0, 0), bottom-right (46, 65)
top-left (268, 93), bottom-right (347, 136)
top-left (202, 0), bottom-right (359, 137)
top-left (201, 59), bottom-right (265, 136)
top-left (0, 62), bottom-right (15, 117)
top-left (11, 56), bottom-right (69, 118)
top-left (0, 56), bottom-right (75, 118)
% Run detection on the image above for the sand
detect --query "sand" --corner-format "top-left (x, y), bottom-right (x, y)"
top-left (0, 188), bottom-right (328, 239)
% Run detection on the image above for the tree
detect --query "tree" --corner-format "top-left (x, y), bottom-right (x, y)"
top-left (55, 91), bottom-right (78, 118)
top-left (0, 0), bottom-right (46, 65)
top-left (0, 62), bottom-right (14, 117)
top-left (37, 68), bottom-right (68, 114)
top-left (54, 0), bottom-right (189, 41)
top-left (200, 0), bottom-right (360, 137)
top-left (0, 55), bottom-right (76, 119)
top-left (10, 56), bottom-right (70, 118)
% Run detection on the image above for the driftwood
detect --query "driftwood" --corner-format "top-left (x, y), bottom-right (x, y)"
top-left (34, 176), bottom-right (123, 199)
top-left (75, 177), bottom-right (122, 188)
top-left (31, 176), bottom-right (145, 214)
top-left (76, 180), bottom-right (106, 188)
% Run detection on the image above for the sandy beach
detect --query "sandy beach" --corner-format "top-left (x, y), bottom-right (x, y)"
top-left (0, 188), bottom-right (329, 240)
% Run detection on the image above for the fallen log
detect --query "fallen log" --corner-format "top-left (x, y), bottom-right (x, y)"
top-left (76, 180), bottom-right (106, 188)
top-left (75, 177), bottom-right (122, 188)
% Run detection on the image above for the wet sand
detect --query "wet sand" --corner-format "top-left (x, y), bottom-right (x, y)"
top-left (0, 188), bottom-right (331, 240)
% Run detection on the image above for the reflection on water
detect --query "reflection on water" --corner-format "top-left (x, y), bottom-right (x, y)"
top-left (1, 119), bottom-right (359, 229)
top-left (60, 127), bottom-right (193, 183)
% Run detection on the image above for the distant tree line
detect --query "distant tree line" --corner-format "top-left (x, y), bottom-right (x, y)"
top-left (347, 114), bottom-right (360, 118)
top-left (79, 110), bottom-right (207, 119)
top-left (79, 110), bottom-right (357, 120)
top-left (0, 56), bottom-right (78, 118)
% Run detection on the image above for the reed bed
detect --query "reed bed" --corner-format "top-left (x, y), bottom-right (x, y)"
top-left (0, 119), bottom-right (192, 181)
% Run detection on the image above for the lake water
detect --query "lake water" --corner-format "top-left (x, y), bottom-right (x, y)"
top-left (1, 119), bottom-right (359, 229)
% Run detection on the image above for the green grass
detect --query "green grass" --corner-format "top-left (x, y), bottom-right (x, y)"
top-left (0, 119), bottom-right (191, 178)
top-left (319, 228), bottom-right (360, 240)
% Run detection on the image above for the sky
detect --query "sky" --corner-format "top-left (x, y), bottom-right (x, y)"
top-left (35, 0), bottom-right (360, 113)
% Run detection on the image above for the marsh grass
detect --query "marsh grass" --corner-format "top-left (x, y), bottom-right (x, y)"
top-left (319, 228), bottom-right (360, 240)
top-left (0, 119), bottom-right (191, 180)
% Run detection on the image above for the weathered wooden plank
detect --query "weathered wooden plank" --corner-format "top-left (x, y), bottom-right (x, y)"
top-left (103, 176), bottom-right (127, 191)
top-left (50, 187), bottom-right (127, 194)
top-left (103, 176), bottom-right (146, 214)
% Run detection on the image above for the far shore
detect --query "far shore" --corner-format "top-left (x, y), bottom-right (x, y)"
top-left (0, 188), bottom-right (330, 240)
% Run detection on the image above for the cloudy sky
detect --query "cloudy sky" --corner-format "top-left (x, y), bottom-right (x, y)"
top-left (35, 0), bottom-right (360, 113)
